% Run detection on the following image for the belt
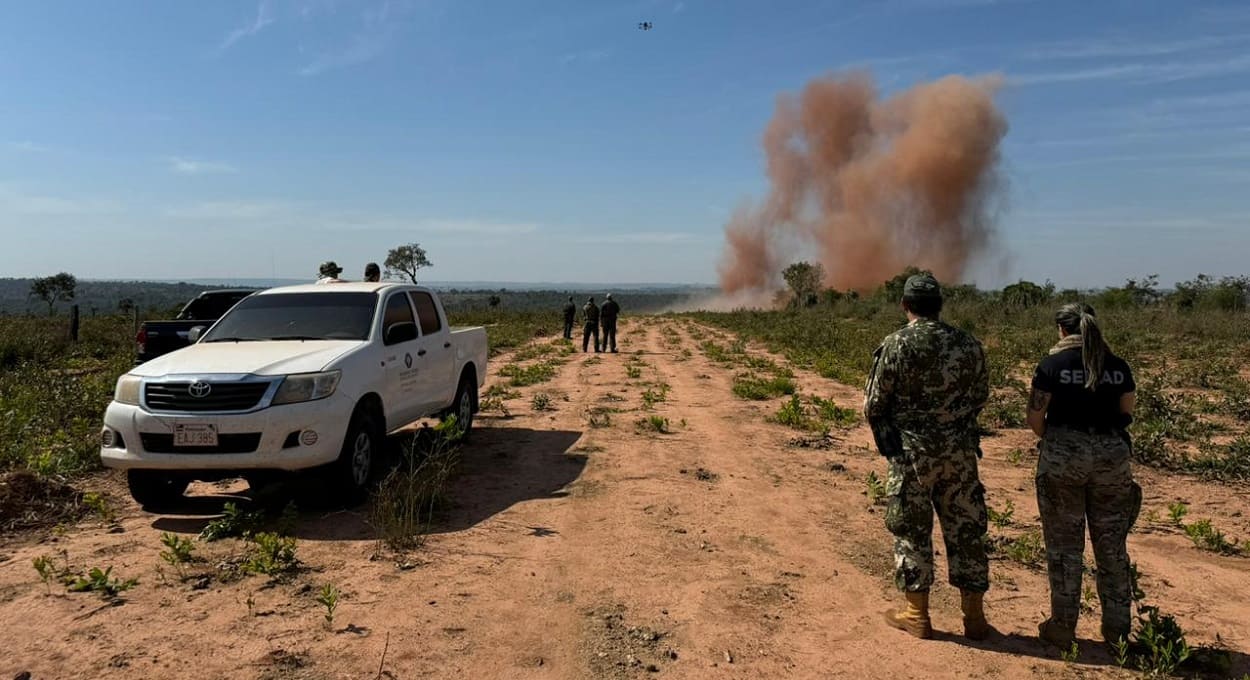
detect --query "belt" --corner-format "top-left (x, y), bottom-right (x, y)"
top-left (1052, 423), bottom-right (1118, 435)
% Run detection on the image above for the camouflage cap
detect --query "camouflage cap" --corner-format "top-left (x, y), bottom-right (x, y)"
top-left (319, 261), bottom-right (343, 276)
top-left (903, 273), bottom-right (941, 299)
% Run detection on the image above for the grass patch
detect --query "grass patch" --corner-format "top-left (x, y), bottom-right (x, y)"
top-left (498, 361), bottom-right (558, 387)
top-left (635, 416), bottom-right (671, 434)
top-left (371, 423), bottom-right (463, 554)
top-left (732, 373), bottom-right (796, 400)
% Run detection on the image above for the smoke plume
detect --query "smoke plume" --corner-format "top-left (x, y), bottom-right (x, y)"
top-left (717, 72), bottom-right (1007, 296)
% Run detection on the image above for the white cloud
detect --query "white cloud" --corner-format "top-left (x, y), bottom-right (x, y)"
top-left (0, 184), bottom-right (124, 216)
top-left (1022, 35), bottom-right (1246, 60)
top-left (574, 232), bottom-right (702, 245)
top-left (299, 0), bottom-right (406, 76)
top-left (166, 157), bottom-right (238, 175)
top-left (1012, 53), bottom-right (1250, 86)
top-left (220, 0), bottom-right (275, 51)
top-left (6, 140), bottom-right (53, 153)
top-left (163, 200), bottom-right (293, 221)
top-left (162, 200), bottom-right (539, 238)
top-left (338, 217), bottom-right (540, 236)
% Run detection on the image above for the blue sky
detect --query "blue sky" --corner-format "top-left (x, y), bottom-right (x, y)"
top-left (1, 0), bottom-right (1248, 288)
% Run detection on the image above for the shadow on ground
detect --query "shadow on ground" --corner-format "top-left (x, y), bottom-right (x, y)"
top-left (150, 426), bottom-right (586, 541)
top-left (928, 628), bottom-right (1250, 676)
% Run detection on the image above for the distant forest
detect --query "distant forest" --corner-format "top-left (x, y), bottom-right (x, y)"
top-left (0, 278), bottom-right (711, 317)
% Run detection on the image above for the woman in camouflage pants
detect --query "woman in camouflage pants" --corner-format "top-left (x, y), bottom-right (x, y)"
top-left (1026, 304), bottom-right (1141, 649)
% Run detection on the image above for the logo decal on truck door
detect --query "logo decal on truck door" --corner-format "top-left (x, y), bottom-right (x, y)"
top-left (404, 353), bottom-right (413, 369)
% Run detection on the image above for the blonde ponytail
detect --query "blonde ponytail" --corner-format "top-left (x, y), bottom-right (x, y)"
top-left (1055, 303), bottom-right (1109, 391)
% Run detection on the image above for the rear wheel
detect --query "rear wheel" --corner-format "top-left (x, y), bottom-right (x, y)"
top-left (450, 373), bottom-right (477, 438)
top-left (326, 408), bottom-right (380, 505)
top-left (127, 470), bottom-right (189, 509)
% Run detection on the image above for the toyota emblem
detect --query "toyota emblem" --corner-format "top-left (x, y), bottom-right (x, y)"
top-left (188, 381), bottom-right (212, 398)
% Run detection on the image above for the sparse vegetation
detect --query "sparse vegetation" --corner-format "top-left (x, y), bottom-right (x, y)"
top-left (245, 532), bottom-right (299, 576)
top-left (732, 373), bottom-right (797, 400)
top-left (1182, 519), bottom-right (1242, 555)
top-left (865, 471), bottom-right (887, 505)
top-left (636, 416), bottom-right (671, 434)
top-left (159, 532), bottom-right (196, 576)
top-left (531, 393), bottom-right (554, 411)
top-left (65, 566), bottom-right (138, 599)
top-left (316, 583), bottom-right (341, 626)
top-left (991, 529), bottom-right (1045, 567)
top-left (371, 424), bottom-right (463, 553)
top-left (200, 502), bottom-right (263, 542)
top-left (988, 499), bottom-right (1015, 529)
top-left (498, 361), bottom-right (558, 387)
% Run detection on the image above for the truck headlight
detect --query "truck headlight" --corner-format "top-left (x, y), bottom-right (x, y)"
top-left (114, 375), bottom-right (142, 405)
top-left (272, 371), bottom-right (341, 405)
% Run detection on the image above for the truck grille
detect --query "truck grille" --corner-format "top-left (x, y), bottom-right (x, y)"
top-left (139, 433), bottom-right (262, 454)
top-left (144, 381), bottom-right (270, 412)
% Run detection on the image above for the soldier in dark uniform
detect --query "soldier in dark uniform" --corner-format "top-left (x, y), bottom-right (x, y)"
top-left (364, 263), bottom-right (381, 282)
top-left (1027, 303), bottom-right (1140, 649)
top-left (600, 293), bottom-right (621, 353)
top-left (582, 297), bottom-right (600, 353)
top-left (562, 296), bottom-right (576, 340)
top-left (865, 273), bottom-right (991, 641)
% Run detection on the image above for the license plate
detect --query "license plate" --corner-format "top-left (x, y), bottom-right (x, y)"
top-left (174, 424), bottom-right (218, 447)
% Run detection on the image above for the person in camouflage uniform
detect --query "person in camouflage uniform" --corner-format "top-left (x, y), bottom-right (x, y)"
top-left (864, 273), bottom-right (991, 640)
top-left (600, 293), bottom-right (621, 353)
top-left (562, 296), bottom-right (577, 340)
top-left (1027, 303), bottom-right (1140, 649)
top-left (582, 296), bottom-right (601, 353)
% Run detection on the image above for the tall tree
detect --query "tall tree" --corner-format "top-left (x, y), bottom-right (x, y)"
top-left (781, 262), bottom-right (824, 308)
top-left (384, 243), bottom-right (433, 284)
top-left (29, 272), bottom-right (77, 316)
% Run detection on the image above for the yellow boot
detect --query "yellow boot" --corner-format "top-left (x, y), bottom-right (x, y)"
top-left (961, 591), bottom-right (992, 640)
top-left (883, 591), bottom-right (933, 639)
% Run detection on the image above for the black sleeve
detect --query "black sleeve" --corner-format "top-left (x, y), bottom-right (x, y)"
top-left (1031, 358), bottom-right (1056, 393)
top-left (1122, 361), bottom-right (1136, 393)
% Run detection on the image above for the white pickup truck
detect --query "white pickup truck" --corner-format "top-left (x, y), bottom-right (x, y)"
top-left (100, 283), bottom-right (487, 507)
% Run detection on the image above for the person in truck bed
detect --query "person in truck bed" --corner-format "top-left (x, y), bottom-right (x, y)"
top-left (363, 262), bottom-right (381, 282)
top-left (316, 261), bottom-right (345, 284)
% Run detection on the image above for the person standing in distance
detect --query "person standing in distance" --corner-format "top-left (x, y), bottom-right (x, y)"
top-left (600, 293), bottom-right (621, 353)
top-left (865, 273), bottom-right (992, 640)
top-left (316, 261), bottom-right (345, 284)
top-left (582, 296), bottom-right (601, 353)
top-left (363, 263), bottom-right (381, 282)
top-left (562, 296), bottom-right (577, 340)
top-left (1027, 303), bottom-right (1140, 649)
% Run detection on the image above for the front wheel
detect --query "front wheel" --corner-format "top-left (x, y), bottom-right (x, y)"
top-left (326, 408), bottom-right (380, 505)
top-left (127, 470), bottom-right (189, 509)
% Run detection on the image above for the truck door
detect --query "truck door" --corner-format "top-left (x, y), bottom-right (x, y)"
top-left (380, 292), bottom-right (423, 429)
top-left (409, 290), bottom-right (456, 411)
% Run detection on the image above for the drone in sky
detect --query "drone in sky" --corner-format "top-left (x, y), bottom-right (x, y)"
top-left (638, 21), bottom-right (653, 30)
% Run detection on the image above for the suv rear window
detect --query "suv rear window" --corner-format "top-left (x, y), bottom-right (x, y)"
top-left (178, 291), bottom-right (253, 320)
top-left (409, 291), bottom-right (442, 335)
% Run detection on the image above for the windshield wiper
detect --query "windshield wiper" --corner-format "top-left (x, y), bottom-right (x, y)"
top-left (268, 335), bottom-right (325, 341)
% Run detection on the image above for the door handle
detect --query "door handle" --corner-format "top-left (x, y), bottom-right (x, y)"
top-left (443, 342), bottom-right (451, 349)
top-left (417, 349), bottom-right (427, 357)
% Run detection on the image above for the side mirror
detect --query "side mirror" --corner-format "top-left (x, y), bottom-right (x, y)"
top-left (188, 326), bottom-right (207, 343)
top-left (384, 321), bottom-right (417, 345)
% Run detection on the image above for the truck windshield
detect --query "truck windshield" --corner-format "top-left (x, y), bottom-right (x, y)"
top-left (202, 292), bottom-right (377, 342)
